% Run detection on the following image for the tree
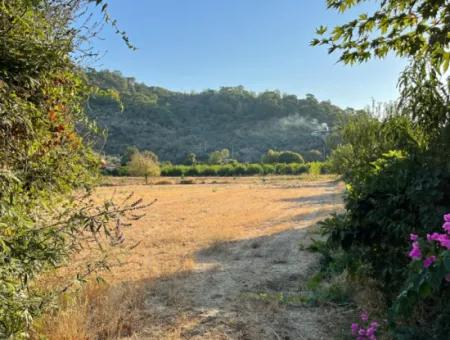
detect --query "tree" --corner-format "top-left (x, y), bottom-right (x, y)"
top-left (278, 151), bottom-right (305, 164)
top-left (304, 149), bottom-right (323, 162)
top-left (208, 149), bottom-right (230, 164)
top-left (312, 0), bottom-right (450, 71)
top-left (127, 151), bottom-right (160, 183)
top-left (0, 1), bottom-right (144, 336)
top-left (121, 145), bottom-right (139, 165)
top-left (184, 152), bottom-right (197, 165)
top-left (261, 149), bottom-right (304, 164)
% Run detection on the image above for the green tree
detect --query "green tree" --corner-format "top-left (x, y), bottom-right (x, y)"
top-left (312, 0), bottom-right (450, 70)
top-left (278, 151), bottom-right (304, 164)
top-left (183, 152), bottom-right (197, 165)
top-left (208, 149), bottom-right (230, 164)
top-left (127, 151), bottom-right (160, 183)
top-left (0, 1), bottom-right (143, 337)
top-left (121, 145), bottom-right (139, 165)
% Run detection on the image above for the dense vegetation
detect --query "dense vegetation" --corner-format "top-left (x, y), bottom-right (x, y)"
top-left (161, 162), bottom-right (329, 177)
top-left (86, 69), bottom-right (348, 162)
top-left (0, 0), bottom-right (145, 337)
top-left (312, 0), bottom-right (450, 338)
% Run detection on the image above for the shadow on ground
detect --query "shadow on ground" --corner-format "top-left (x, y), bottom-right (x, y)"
top-left (120, 183), bottom-right (349, 339)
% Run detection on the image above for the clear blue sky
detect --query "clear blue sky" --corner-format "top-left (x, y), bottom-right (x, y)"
top-left (88, 0), bottom-right (406, 109)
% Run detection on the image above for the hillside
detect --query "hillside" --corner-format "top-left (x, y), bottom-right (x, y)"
top-left (86, 69), bottom-right (349, 162)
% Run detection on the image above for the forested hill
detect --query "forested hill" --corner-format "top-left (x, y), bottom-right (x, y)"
top-left (86, 69), bottom-right (348, 162)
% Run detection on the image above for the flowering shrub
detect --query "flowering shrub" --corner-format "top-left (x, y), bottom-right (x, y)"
top-left (390, 213), bottom-right (450, 336)
top-left (406, 213), bottom-right (450, 282)
top-left (351, 311), bottom-right (379, 340)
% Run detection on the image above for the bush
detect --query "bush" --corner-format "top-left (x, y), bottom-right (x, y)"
top-left (321, 151), bottom-right (450, 295)
top-left (262, 164), bottom-right (275, 175)
top-left (261, 149), bottom-right (305, 164)
top-left (308, 162), bottom-right (321, 175)
top-left (161, 166), bottom-right (184, 176)
top-left (159, 162), bottom-right (321, 177)
top-left (245, 163), bottom-right (264, 175)
top-left (185, 166), bottom-right (200, 176)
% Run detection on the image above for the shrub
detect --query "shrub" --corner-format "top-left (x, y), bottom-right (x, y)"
top-left (320, 151), bottom-right (450, 295)
top-left (199, 165), bottom-right (217, 176)
top-left (217, 164), bottom-right (235, 176)
top-left (161, 166), bottom-right (184, 176)
top-left (245, 164), bottom-right (264, 175)
top-left (185, 166), bottom-right (200, 176)
top-left (262, 164), bottom-right (276, 175)
top-left (308, 162), bottom-right (323, 175)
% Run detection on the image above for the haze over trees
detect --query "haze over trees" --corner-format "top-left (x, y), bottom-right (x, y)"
top-left (86, 69), bottom-right (347, 162)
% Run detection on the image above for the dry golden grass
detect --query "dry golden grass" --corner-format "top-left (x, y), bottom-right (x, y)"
top-left (36, 176), bottom-right (343, 339)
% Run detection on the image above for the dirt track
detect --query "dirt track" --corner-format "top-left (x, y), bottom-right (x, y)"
top-left (94, 177), bottom-right (346, 339)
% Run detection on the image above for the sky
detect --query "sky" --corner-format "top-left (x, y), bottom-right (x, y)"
top-left (86, 0), bottom-right (407, 109)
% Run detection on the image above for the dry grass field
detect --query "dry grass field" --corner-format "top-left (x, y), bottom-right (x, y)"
top-left (39, 176), bottom-right (347, 339)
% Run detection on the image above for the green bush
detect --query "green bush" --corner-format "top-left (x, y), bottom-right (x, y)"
top-left (159, 162), bottom-right (325, 177)
top-left (308, 162), bottom-right (322, 175)
top-left (245, 163), bottom-right (263, 175)
top-left (320, 151), bottom-right (450, 294)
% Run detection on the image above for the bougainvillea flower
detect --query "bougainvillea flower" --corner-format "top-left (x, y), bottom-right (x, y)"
top-left (360, 311), bottom-right (369, 322)
top-left (410, 234), bottom-right (418, 241)
top-left (443, 222), bottom-right (450, 233)
top-left (408, 241), bottom-right (422, 260)
top-left (444, 213), bottom-right (450, 222)
top-left (423, 256), bottom-right (436, 268)
top-left (351, 323), bottom-right (359, 336)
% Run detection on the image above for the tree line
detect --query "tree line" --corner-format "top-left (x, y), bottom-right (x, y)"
top-left (86, 69), bottom-right (350, 162)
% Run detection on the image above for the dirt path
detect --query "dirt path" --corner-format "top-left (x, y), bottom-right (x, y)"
top-left (111, 178), bottom-right (346, 339)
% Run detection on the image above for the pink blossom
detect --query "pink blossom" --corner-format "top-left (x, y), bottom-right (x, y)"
top-left (410, 233), bottom-right (418, 241)
top-left (351, 323), bottom-right (359, 336)
top-left (445, 274), bottom-right (450, 282)
top-left (423, 256), bottom-right (436, 268)
top-left (369, 321), bottom-right (379, 329)
top-left (444, 213), bottom-right (450, 222)
top-left (409, 241), bottom-right (422, 260)
top-left (426, 233), bottom-right (450, 249)
top-left (443, 222), bottom-right (450, 233)
top-left (366, 326), bottom-right (376, 337)
top-left (360, 311), bottom-right (369, 322)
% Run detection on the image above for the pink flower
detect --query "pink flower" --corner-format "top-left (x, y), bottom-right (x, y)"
top-left (444, 213), bottom-right (450, 222)
top-left (409, 241), bottom-right (422, 260)
top-left (410, 233), bottom-right (418, 241)
top-left (443, 222), bottom-right (450, 233)
top-left (423, 256), bottom-right (436, 268)
top-left (445, 274), bottom-right (450, 282)
top-left (369, 321), bottom-right (379, 329)
top-left (351, 323), bottom-right (359, 336)
top-left (358, 328), bottom-right (366, 336)
top-left (360, 311), bottom-right (369, 322)
top-left (366, 326), bottom-right (376, 336)
top-left (426, 233), bottom-right (450, 249)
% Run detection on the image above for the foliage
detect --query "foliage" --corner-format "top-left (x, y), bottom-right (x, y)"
top-left (159, 162), bottom-right (313, 177)
top-left (127, 151), bottom-right (160, 183)
top-left (208, 149), bottom-right (231, 165)
top-left (261, 149), bottom-right (305, 164)
top-left (303, 149), bottom-right (323, 162)
top-left (0, 0), bottom-right (144, 337)
top-left (388, 216), bottom-right (450, 339)
top-left (121, 146), bottom-right (139, 165)
top-left (312, 0), bottom-right (450, 70)
top-left (312, 0), bottom-right (450, 338)
top-left (183, 152), bottom-right (197, 165)
top-left (86, 70), bottom-right (348, 162)
top-left (328, 111), bottom-right (427, 181)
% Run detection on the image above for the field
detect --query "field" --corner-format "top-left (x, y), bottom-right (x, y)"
top-left (42, 176), bottom-right (348, 339)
